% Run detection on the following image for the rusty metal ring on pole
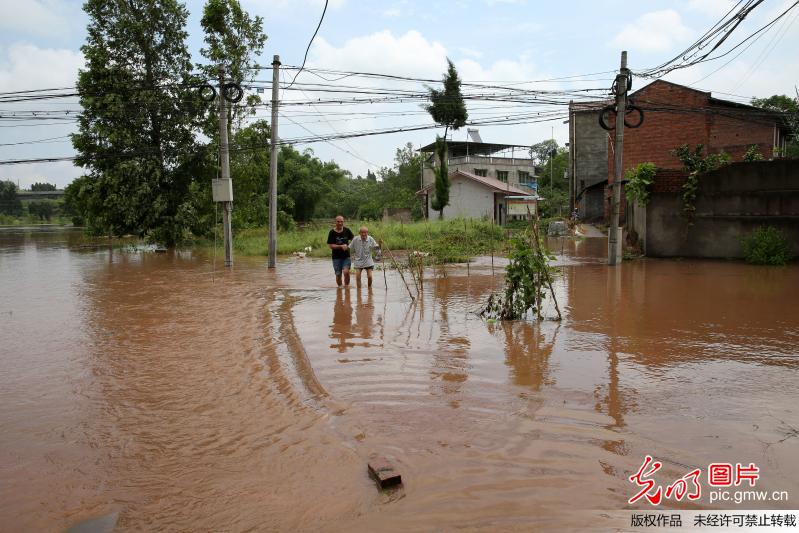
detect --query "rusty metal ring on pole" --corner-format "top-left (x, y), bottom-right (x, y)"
top-left (624, 105), bottom-right (644, 128)
top-left (222, 82), bottom-right (244, 103)
top-left (598, 104), bottom-right (616, 131)
top-left (199, 83), bottom-right (217, 103)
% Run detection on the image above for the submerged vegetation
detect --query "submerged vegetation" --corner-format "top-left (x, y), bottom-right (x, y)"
top-left (481, 225), bottom-right (561, 321)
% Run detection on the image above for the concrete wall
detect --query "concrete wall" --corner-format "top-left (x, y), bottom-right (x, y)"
top-left (426, 174), bottom-right (495, 220)
top-left (642, 160), bottom-right (799, 258)
top-left (570, 107), bottom-right (609, 221)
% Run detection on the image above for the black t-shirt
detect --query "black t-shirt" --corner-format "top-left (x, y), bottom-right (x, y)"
top-left (327, 227), bottom-right (354, 259)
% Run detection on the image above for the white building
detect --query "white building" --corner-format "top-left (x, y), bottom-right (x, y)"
top-left (416, 133), bottom-right (540, 223)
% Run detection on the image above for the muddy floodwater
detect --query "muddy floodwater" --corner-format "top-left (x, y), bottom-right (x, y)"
top-left (1, 228), bottom-right (798, 531)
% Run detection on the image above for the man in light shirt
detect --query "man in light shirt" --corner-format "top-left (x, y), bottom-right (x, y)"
top-left (348, 226), bottom-right (381, 289)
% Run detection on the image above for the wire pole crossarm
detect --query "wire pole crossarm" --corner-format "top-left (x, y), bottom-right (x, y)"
top-left (608, 51), bottom-right (628, 266)
top-left (268, 55), bottom-right (280, 268)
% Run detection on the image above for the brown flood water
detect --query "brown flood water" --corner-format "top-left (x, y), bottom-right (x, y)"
top-left (1, 228), bottom-right (798, 531)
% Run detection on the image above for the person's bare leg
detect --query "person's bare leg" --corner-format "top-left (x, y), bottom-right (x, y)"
top-left (366, 268), bottom-right (373, 288)
top-left (355, 268), bottom-right (362, 288)
top-left (336, 273), bottom-right (342, 287)
top-left (343, 267), bottom-right (350, 286)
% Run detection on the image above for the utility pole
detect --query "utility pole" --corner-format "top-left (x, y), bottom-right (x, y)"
top-left (550, 126), bottom-right (555, 198)
top-left (608, 51), bottom-right (628, 266)
top-left (268, 55), bottom-right (280, 268)
top-left (218, 67), bottom-right (234, 267)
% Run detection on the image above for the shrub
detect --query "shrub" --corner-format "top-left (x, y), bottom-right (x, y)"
top-left (624, 162), bottom-right (656, 206)
top-left (743, 144), bottom-right (764, 162)
top-left (741, 226), bottom-right (792, 265)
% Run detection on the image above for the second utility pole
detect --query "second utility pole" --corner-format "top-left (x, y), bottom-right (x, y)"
top-left (268, 55), bottom-right (280, 268)
top-left (218, 67), bottom-right (233, 267)
top-left (608, 51), bottom-right (628, 266)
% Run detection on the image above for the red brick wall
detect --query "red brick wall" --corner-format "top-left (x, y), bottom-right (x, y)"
top-left (709, 113), bottom-right (773, 161)
top-left (651, 168), bottom-right (687, 193)
top-left (607, 81), bottom-right (777, 186)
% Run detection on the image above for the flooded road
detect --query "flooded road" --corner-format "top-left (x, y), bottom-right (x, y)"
top-left (1, 229), bottom-right (798, 531)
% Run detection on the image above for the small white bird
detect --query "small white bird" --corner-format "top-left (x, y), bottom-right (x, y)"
top-left (293, 251), bottom-right (307, 258)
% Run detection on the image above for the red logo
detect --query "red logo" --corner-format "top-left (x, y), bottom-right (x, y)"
top-left (629, 457), bottom-right (760, 505)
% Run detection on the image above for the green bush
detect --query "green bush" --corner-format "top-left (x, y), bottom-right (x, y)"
top-left (741, 226), bottom-right (792, 265)
top-left (624, 162), bottom-right (656, 206)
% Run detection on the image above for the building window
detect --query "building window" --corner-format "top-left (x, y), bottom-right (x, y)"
top-left (474, 168), bottom-right (487, 177)
top-left (518, 171), bottom-right (532, 184)
top-left (497, 170), bottom-right (509, 182)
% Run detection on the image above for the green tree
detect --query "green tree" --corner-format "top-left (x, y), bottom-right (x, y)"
top-left (279, 146), bottom-right (349, 222)
top-left (752, 93), bottom-right (799, 158)
top-left (751, 94), bottom-right (799, 114)
top-left (72, 0), bottom-right (204, 244)
top-left (28, 200), bottom-right (57, 221)
top-left (530, 139), bottom-right (558, 166)
top-left (0, 180), bottom-right (22, 216)
top-left (531, 140), bottom-right (569, 218)
top-left (426, 59), bottom-right (468, 218)
top-left (30, 182), bottom-right (57, 191)
top-left (199, 0), bottom-right (267, 131)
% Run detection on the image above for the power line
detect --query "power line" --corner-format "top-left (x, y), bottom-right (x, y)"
top-left (285, 0), bottom-right (328, 90)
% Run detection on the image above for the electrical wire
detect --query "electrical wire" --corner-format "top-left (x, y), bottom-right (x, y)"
top-left (285, 0), bottom-right (328, 90)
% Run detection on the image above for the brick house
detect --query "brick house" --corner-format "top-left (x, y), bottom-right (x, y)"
top-left (569, 79), bottom-right (790, 223)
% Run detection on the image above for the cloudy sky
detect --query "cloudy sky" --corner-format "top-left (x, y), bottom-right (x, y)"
top-left (1, 0), bottom-right (798, 188)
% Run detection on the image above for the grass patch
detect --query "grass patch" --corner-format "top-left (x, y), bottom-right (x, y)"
top-left (197, 218), bottom-right (512, 263)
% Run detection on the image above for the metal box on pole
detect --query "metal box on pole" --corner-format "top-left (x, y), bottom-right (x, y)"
top-left (212, 178), bottom-right (233, 203)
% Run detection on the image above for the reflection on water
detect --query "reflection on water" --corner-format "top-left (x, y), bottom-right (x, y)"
top-left (1, 228), bottom-right (798, 531)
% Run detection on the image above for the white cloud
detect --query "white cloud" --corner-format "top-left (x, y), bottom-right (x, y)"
top-left (277, 30), bottom-right (564, 179)
top-left (0, 0), bottom-right (69, 37)
top-left (382, 8), bottom-right (401, 18)
top-left (245, 0), bottom-right (346, 11)
top-left (0, 43), bottom-right (83, 91)
top-left (610, 10), bottom-right (694, 53)
top-left (309, 30), bottom-right (449, 78)
top-left (458, 47), bottom-right (484, 59)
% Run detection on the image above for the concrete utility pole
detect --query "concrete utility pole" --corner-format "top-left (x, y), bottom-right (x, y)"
top-left (550, 126), bottom-right (554, 198)
top-left (608, 51), bottom-right (628, 266)
top-left (268, 55), bottom-right (280, 268)
top-left (218, 67), bottom-right (234, 267)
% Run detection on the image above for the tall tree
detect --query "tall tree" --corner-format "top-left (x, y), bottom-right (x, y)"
top-left (72, 0), bottom-right (204, 244)
top-left (426, 59), bottom-right (468, 218)
top-left (199, 0), bottom-right (267, 131)
top-left (0, 180), bottom-right (22, 216)
top-left (30, 182), bottom-right (57, 191)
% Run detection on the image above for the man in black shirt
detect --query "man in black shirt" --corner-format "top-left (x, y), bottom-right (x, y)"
top-left (327, 215), bottom-right (354, 287)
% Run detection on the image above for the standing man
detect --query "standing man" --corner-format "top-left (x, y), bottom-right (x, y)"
top-left (327, 215), bottom-right (354, 287)
top-left (349, 226), bottom-right (381, 288)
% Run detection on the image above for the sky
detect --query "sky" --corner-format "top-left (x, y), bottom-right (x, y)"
top-left (1, 0), bottom-right (798, 188)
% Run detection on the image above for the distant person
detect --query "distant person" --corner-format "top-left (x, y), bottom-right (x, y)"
top-left (327, 215), bottom-right (354, 287)
top-left (349, 226), bottom-right (381, 289)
